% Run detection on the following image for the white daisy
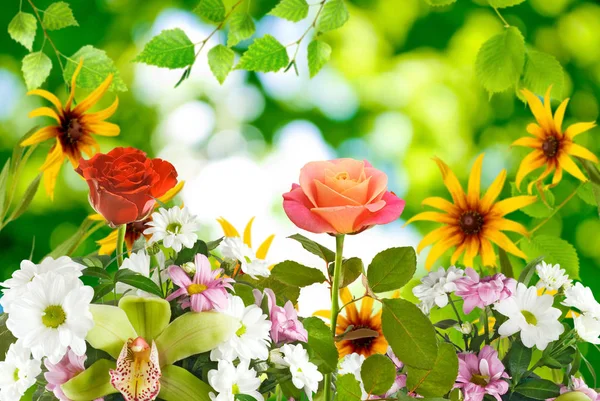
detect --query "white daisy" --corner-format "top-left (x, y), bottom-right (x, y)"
top-left (535, 261), bottom-right (572, 291)
top-left (0, 342), bottom-right (41, 400)
top-left (494, 283), bottom-right (564, 350)
top-left (210, 295), bottom-right (271, 362)
top-left (562, 282), bottom-right (600, 316)
top-left (574, 314), bottom-right (600, 344)
top-left (412, 266), bottom-right (464, 314)
top-left (339, 353), bottom-right (367, 398)
top-left (221, 237), bottom-right (271, 279)
top-left (208, 359), bottom-right (263, 401)
top-left (6, 272), bottom-right (94, 363)
top-left (281, 343), bottom-right (323, 400)
top-left (116, 250), bottom-right (159, 297)
top-left (0, 257), bottom-right (85, 313)
top-left (144, 207), bottom-right (201, 252)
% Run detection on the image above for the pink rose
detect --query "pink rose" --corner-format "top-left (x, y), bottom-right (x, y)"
top-left (254, 288), bottom-right (308, 344)
top-left (282, 159), bottom-right (405, 234)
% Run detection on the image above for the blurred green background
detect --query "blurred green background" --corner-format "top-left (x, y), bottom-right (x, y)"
top-left (1, 0), bottom-right (599, 382)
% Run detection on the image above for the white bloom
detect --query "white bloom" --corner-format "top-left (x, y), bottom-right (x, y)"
top-left (413, 266), bottom-right (464, 314)
top-left (281, 344), bottom-right (323, 400)
top-left (562, 282), bottom-right (600, 317)
top-left (210, 295), bottom-right (271, 362)
top-left (574, 314), bottom-right (600, 344)
top-left (181, 261), bottom-right (196, 274)
top-left (221, 237), bottom-right (271, 279)
top-left (7, 273), bottom-right (94, 363)
top-left (116, 250), bottom-right (159, 297)
top-left (494, 283), bottom-right (564, 350)
top-left (144, 207), bottom-right (200, 252)
top-left (208, 359), bottom-right (263, 401)
top-left (0, 342), bottom-right (41, 401)
top-left (535, 261), bottom-right (572, 291)
top-left (0, 257), bottom-right (85, 313)
top-left (339, 353), bottom-right (368, 398)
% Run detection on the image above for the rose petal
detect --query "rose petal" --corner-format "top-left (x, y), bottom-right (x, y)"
top-left (358, 191), bottom-right (405, 227)
top-left (282, 184), bottom-right (335, 233)
top-left (311, 205), bottom-right (367, 234)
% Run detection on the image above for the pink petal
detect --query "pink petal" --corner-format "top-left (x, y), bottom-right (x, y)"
top-left (283, 184), bottom-right (335, 233)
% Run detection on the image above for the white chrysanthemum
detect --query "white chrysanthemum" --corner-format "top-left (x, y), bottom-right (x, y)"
top-left (6, 273), bottom-right (94, 364)
top-left (0, 257), bottom-right (85, 313)
top-left (494, 283), bottom-right (564, 350)
top-left (574, 314), bottom-right (600, 344)
top-left (281, 343), bottom-right (323, 400)
top-left (412, 266), bottom-right (465, 314)
top-left (562, 282), bottom-right (600, 316)
top-left (210, 295), bottom-right (271, 362)
top-left (0, 342), bottom-right (41, 400)
top-left (221, 237), bottom-right (271, 279)
top-left (535, 261), bottom-right (572, 291)
top-left (208, 359), bottom-right (263, 401)
top-left (116, 250), bottom-right (160, 297)
top-left (339, 353), bottom-right (367, 398)
top-left (144, 207), bottom-right (200, 252)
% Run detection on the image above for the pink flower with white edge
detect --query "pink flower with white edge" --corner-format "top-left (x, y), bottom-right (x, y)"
top-left (455, 346), bottom-right (509, 401)
top-left (44, 348), bottom-right (103, 401)
top-left (253, 289), bottom-right (308, 344)
top-left (455, 268), bottom-right (516, 314)
top-left (549, 377), bottom-right (600, 401)
top-left (167, 253), bottom-right (233, 312)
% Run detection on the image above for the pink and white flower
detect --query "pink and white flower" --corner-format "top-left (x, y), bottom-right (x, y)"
top-left (167, 253), bottom-right (233, 312)
top-left (253, 288), bottom-right (308, 344)
top-left (455, 268), bottom-right (516, 314)
top-left (44, 348), bottom-right (102, 401)
top-left (455, 346), bottom-right (509, 401)
top-left (554, 377), bottom-right (600, 401)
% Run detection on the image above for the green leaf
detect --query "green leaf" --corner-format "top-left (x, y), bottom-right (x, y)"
top-left (511, 183), bottom-right (555, 219)
top-left (498, 248), bottom-right (514, 278)
top-left (336, 374), bottom-right (363, 401)
top-left (424, 0), bottom-right (457, 5)
top-left (475, 27), bottom-right (525, 94)
top-left (236, 35), bottom-right (289, 72)
top-left (174, 239), bottom-right (208, 265)
top-left (506, 339), bottom-right (532, 383)
top-left (520, 235), bottom-right (579, 279)
top-left (156, 311), bottom-right (238, 366)
top-left (134, 28), bottom-right (196, 69)
top-left (8, 12), bottom-right (37, 51)
top-left (517, 256), bottom-right (544, 286)
top-left (115, 268), bottom-right (164, 298)
top-left (489, 0), bottom-right (526, 8)
top-left (22, 52), bottom-right (52, 90)
top-left (0, 160), bottom-right (11, 219)
top-left (303, 317), bottom-right (339, 374)
top-left (48, 218), bottom-right (100, 258)
top-left (235, 395), bottom-right (258, 401)
top-left (361, 354), bottom-right (396, 395)
top-left (194, 0), bottom-right (226, 22)
top-left (307, 40), bottom-right (331, 78)
top-left (92, 282), bottom-right (114, 302)
top-left (208, 44), bottom-right (235, 84)
top-left (515, 379), bottom-right (561, 400)
top-left (43, 2), bottom-right (78, 30)
top-left (434, 319), bottom-right (458, 329)
top-left (340, 257), bottom-right (363, 288)
top-left (580, 160), bottom-right (600, 218)
top-left (118, 296), bottom-right (171, 341)
top-left (0, 314), bottom-right (17, 358)
top-left (64, 45), bottom-right (127, 91)
top-left (406, 343), bottom-right (459, 397)
top-left (316, 0), bottom-right (349, 33)
top-left (271, 260), bottom-right (327, 287)
top-left (288, 234), bottom-right (335, 263)
top-left (367, 247), bottom-right (416, 293)
top-left (62, 359), bottom-right (117, 400)
top-left (268, 0), bottom-right (309, 22)
top-left (8, 173), bottom-right (41, 222)
top-left (577, 182), bottom-right (597, 206)
top-left (381, 298), bottom-right (438, 369)
top-left (239, 275), bottom-right (301, 305)
top-left (87, 304), bottom-right (138, 358)
top-left (82, 266), bottom-right (112, 281)
top-left (227, 12), bottom-right (255, 47)
top-left (521, 50), bottom-right (564, 101)
top-left (233, 283), bottom-right (256, 306)
top-left (160, 365), bottom-right (213, 401)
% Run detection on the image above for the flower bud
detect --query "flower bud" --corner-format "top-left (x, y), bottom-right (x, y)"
top-left (456, 322), bottom-right (473, 335)
top-left (269, 348), bottom-right (289, 369)
top-left (146, 242), bottom-right (161, 256)
top-left (181, 262), bottom-right (196, 274)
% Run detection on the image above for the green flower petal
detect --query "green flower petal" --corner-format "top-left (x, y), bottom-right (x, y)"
top-left (61, 359), bottom-right (117, 401)
top-left (159, 364), bottom-right (213, 401)
top-left (119, 296), bottom-right (171, 341)
top-left (87, 304), bottom-right (138, 358)
top-left (155, 311), bottom-right (238, 366)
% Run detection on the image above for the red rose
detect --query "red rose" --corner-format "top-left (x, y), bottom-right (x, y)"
top-left (76, 147), bottom-right (178, 227)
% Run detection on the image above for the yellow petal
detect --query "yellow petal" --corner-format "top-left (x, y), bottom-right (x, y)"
top-left (511, 136), bottom-right (542, 148)
top-left (564, 143), bottom-right (599, 163)
top-left (521, 88), bottom-right (553, 132)
top-left (432, 157), bottom-right (467, 210)
top-left (313, 310), bottom-right (331, 319)
top-left (65, 59), bottom-right (84, 111)
top-left (425, 235), bottom-right (460, 271)
top-left (217, 217), bottom-right (240, 237)
top-left (406, 211), bottom-right (456, 225)
top-left (81, 96), bottom-right (119, 123)
top-left (243, 217), bottom-right (255, 248)
top-left (515, 151), bottom-right (546, 191)
top-left (40, 139), bottom-right (65, 171)
top-left (97, 230), bottom-right (119, 255)
top-left (480, 169), bottom-right (507, 213)
top-left (554, 98), bottom-right (570, 134)
top-left (526, 165), bottom-right (553, 194)
top-left (526, 123), bottom-right (545, 139)
top-left (28, 107), bottom-right (61, 124)
top-left (484, 229), bottom-right (526, 259)
top-left (486, 217), bottom-right (529, 236)
top-left (40, 141), bottom-right (65, 200)
top-left (480, 238), bottom-right (496, 267)
top-left (86, 121), bottom-right (120, 137)
top-left (462, 236), bottom-right (480, 268)
top-left (359, 296), bottom-right (374, 321)
top-left (558, 153), bottom-right (588, 182)
top-left (421, 197), bottom-right (459, 215)
top-left (467, 154), bottom-right (484, 208)
top-left (27, 89), bottom-right (63, 114)
top-left (88, 213), bottom-right (106, 221)
top-left (490, 195), bottom-right (538, 216)
top-left (450, 242), bottom-right (466, 265)
top-left (340, 288), bottom-right (359, 322)
top-left (565, 122), bottom-right (596, 140)
top-left (256, 234), bottom-right (275, 260)
top-left (73, 73), bottom-right (114, 115)
top-left (157, 181), bottom-right (185, 204)
top-left (21, 126), bottom-right (59, 147)
top-left (417, 225), bottom-right (458, 254)
top-left (551, 167), bottom-right (563, 187)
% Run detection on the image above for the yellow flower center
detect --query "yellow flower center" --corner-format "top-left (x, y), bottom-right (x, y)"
top-left (542, 136), bottom-right (560, 158)
top-left (471, 374), bottom-right (489, 386)
top-left (459, 211), bottom-right (484, 235)
top-left (236, 324), bottom-right (247, 337)
top-left (166, 222), bottom-right (182, 234)
top-left (187, 283), bottom-right (207, 295)
top-left (232, 384), bottom-right (240, 394)
top-left (335, 172), bottom-right (349, 181)
top-left (13, 368), bottom-right (19, 382)
top-left (42, 305), bottom-right (67, 328)
top-left (521, 310), bottom-right (538, 325)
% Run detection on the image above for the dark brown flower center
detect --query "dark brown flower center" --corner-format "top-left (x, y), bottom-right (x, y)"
top-left (348, 325), bottom-right (376, 349)
top-left (459, 211), bottom-right (484, 235)
top-left (541, 136), bottom-right (560, 158)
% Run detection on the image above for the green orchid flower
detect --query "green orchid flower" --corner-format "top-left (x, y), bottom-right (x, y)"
top-left (61, 296), bottom-right (237, 401)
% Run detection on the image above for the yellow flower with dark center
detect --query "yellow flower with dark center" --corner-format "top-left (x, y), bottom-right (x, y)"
top-left (407, 154), bottom-right (537, 270)
top-left (514, 87), bottom-right (598, 192)
top-left (21, 60), bottom-right (120, 199)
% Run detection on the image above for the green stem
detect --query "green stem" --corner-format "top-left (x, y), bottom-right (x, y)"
top-left (448, 295), bottom-right (469, 349)
top-left (324, 234), bottom-right (345, 401)
top-left (483, 307), bottom-right (490, 345)
top-left (116, 224), bottom-right (126, 267)
top-left (492, 6), bottom-right (510, 27)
